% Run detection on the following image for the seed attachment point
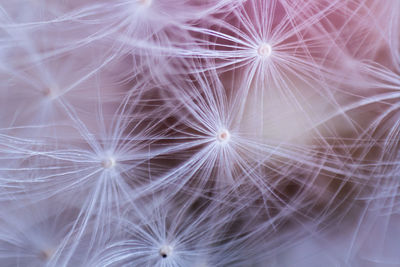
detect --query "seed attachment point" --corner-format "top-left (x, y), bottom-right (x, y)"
top-left (101, 157), bottom-right (116, 169)
top-left (257, 43), bottom-right (272, 58)
top-left (159, 245), bottom-right (173, 258)
top-left (217, 129), bottom-right (231, 144)
top-left (43, 87), bottom-right (59, 100)
top-left (39, 248), bottom-right (54, 261)
top-left (138, 0), bottom-right (152, 7)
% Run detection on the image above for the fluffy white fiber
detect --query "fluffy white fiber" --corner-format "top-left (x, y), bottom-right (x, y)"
top-left (0, 0), bottom-right (399, 266)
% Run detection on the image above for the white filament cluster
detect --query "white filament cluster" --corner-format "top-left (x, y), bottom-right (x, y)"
top-left (0, 0), bottom-right (399, 266)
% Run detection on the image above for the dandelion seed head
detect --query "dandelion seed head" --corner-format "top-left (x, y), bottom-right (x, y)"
top-left (257, 43), bottom-right (272, 58)
top-left (159, 244), bottom-right (173, 258)
top-left (216, 129), bottom-right (231, 144)
top-left (1, 0), bottom-right (398, 266)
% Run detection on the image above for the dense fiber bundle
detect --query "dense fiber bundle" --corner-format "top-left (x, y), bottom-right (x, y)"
top-left (0, 0), bottom-right (399, 266)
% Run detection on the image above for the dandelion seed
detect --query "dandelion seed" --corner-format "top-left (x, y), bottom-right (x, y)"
top-left (159, 244), bottom-right (173, 258)
top-left (257, 43), bottom-right (272, 58)
top-left (38, 248), bottom-right (55, 261)
top-left (0, 201), bottom-right (76, 267)
top-left (42, 87), bottom-right (55, 98)
top-left (138, 0), bottom-right (152, 7)
top-left (101, 156), bottom-right (116, 169)
top-left (216, 128), bottom-right (231, 144)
